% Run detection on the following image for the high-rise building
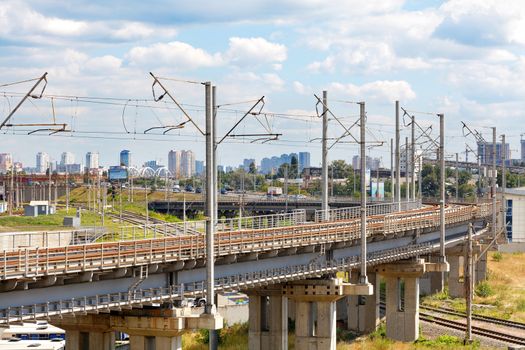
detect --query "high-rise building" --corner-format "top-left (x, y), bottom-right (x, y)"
top-left (36, 152), bottom-right (49, 174)
top-left (181, 150), bottom-right (195, 178)
top-left (60, 152), bottom-right (75, 165)
top-left (120, 150), bottom-right (131, 167)
top-left (298, 152), bottom-right (311, 172)
top-left (195, 160), bottom-right (204, 176)
top-left (168, 150), bottom-right (182, 178)
top-left (352, 155), bottom-right (382, 171)
top-left (86, 152), bottom-right (99, 170)
top-left (477, 142), bottom-right (510, 166)
top-left (521, 139), bottom-right (525, 162)
top-left (243, 158), bottom-right (255, 171)
top-left (0, 153), bottom-right (13, 173)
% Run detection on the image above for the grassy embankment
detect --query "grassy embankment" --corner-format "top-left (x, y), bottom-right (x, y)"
top-left (422, 251), bottom-right (525, 323)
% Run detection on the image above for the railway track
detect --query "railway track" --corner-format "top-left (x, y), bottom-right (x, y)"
top-left (379, 301), bottom-right (525, 346)
top-left (419, 312), bottom-right (525, 346)
top-left (420, 304), bottom-right (525, 331)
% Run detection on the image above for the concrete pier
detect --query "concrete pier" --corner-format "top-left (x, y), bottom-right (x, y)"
top-left (248, 291), bottom-right (288, 350)
top-left (346, 272), bottom-right (380, 333)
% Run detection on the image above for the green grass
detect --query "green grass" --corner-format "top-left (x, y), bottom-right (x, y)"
top-left (0, 208), bottom-right (121, 232)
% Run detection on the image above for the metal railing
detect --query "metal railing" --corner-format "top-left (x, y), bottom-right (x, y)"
top-left (92, 221), bottom-right (205, 243)
top-left (216, 210), bottom-right (306, 232)
top-left (0, 204), bottom-right (491, 281)
top-left (0, 242), bottom-right (433, 325)
top-left (314, 200), bottom-right (422, 222)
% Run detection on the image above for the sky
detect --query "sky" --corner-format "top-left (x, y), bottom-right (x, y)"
top-left (1, 0), bottom-right (525, 169)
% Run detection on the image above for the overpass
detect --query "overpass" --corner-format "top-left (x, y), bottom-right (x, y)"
top-left (149, 196), bottom-right (385, 219)
top-left (0, 200), bottom-right (496, 349)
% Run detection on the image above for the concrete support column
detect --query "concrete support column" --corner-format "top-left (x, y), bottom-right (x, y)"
top-left (347, 272), bottom-right (380, 333)
top-left (475, 252), bottom-right (487, 284)
top-left (65, 330), bottom-right (81, 350)
top-left (88, 331), bottom-right (115, 350)
top-left (385, 276), bottom-right (420, 342)
top-left (295, 301), bottom-right (337, 350)
top-left (448, 255), bottom-right (463, 298)
top-left (129, 335), bottom-right (146, 350)
top-left (248, 294), bottom-right (288, 350)
top-left (155, 336), bottom-right (182, 350)
top-left (420, 271), bottom-right (444, 296)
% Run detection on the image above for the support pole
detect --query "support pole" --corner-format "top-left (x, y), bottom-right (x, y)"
top-left (213, 86), bottom-right (218, 223)
top-left (439, 113), bottom-right (446, 275)
top-left (322, 91), bottom-right (329, 219)
top-left (456, 153), bottom-right (459, 201)
top-left (465, 223), bottom-right (473, 344)
top-left (502, 134), bottom-right (506, 239)
top-left (391, 138), bottom-right (394, 202)
top-left (395, 101), bottom-right (401, 211)
top-left (359, 102), bottom-right (368, 285)
top-left (411, 114), bottom-right (416, 201)
top-left (492, 127), bottom-right (497, 238)
top-left (205, 82), bottom-right (216, 322)
top-left (405, 136), bottom-right (409, 203)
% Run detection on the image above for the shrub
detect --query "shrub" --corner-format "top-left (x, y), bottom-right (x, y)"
top-left (492, 252), bottom-right (503, 262)
top-left (475, 281), bottom-right (494, 298)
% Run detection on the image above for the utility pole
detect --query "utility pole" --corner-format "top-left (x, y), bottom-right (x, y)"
top-left (284, 166), bottom-right (289, 212)
top-left (438, 113), bottom-right (446, 284)
top-left (212, 86), bottom-right (218, 224)
top-left (8, 164), bottom-right (14, 215)
top-left (65, 167), bottom-right (69, 213)
top-left (359, 102), bottom-right (369, 285)
top-left (411, 114), bottom-right (416, 201)
top-left (120, 182), bottom-right (123, 223)
top-left (322, 90), bottom-right (329, 219)
top-left (465, 223), bottom-right (473, 344)
top-left (492, 127), bottom-right (497, 239)
top-left (48, 167), bottom-right (51, 203)
top-left (456, 153), bottom-right (459, 201)
top-left (204, 82), bottom-right (217, 348)
top-left (395, 101), bottom-right (401, 210)
top-left (502, 134), bottom-right (506, 239)
top-left (405, 136), bottom-right (409, 203)
top-left (391, 138), bottom-right (394, 202)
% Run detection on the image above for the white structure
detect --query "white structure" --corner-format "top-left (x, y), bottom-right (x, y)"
top-left (169, 150), bottom-right (195, 178)
top-left (168, 150), bottom-right (182, 178)
top-left (400, 146), bottom-right (423, 175)
top-left (181, 150), bottom-right (195, 178)
top-left (85, 152), bottom-right (99, 170)
top-left (352, 155), bottom-right (381, 171)
top-left (0, 153), bottom-right (13, 173)
top-left (60, 152), bottom-right (75, 165)
top-left (502, 188), bottom-right (525, 243)
top-left (36, 152), bottom-right (49, 174)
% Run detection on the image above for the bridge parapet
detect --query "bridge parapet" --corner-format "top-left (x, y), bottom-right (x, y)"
top-left (0, 204), bottom-right (492, 282)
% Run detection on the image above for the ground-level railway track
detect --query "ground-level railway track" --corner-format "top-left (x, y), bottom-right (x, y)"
top-left (419, 312), bottom-right (525, 346)
top-left (379, 301), bottom-right (525, 346)
top-left (420, 304), bottom-right (525, 331)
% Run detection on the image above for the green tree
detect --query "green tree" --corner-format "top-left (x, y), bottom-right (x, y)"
top-left (329, 160), bottom-right (352, 179)
top-left (290, 155), bottom-right (298, 178)
top-left (248, 162), bottom-right (256, 175)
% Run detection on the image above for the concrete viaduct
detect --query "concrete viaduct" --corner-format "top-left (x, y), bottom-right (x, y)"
top-left (0, 201), bottom-right (496, 350)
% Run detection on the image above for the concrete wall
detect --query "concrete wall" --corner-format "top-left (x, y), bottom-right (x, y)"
top-left (0, 231), bottom-right (74, 250)
top-left (218, 304), bottom-right (249, 325)
top-left (498, 242), bottom-right (525, 253)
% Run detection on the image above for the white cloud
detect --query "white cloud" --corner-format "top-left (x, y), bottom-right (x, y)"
top-left (329, 80), bottom-right (416, 102)
top-left (126, 41), bottom-right (224, 69)
top-left (225, 37), bottom-right (287, 66)
top-left (308, 41), bottom-right (431, 74)
top-left (0, 1), bottom-right (176, 44)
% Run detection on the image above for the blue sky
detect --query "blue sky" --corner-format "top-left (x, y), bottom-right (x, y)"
top-left (1, 0), bottom-right (524, 169)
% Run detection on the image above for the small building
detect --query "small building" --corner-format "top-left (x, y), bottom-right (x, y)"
top-left (24, 201), bottom-right (55, 217)
top-left (502, 188), bottom-right (525, 243)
